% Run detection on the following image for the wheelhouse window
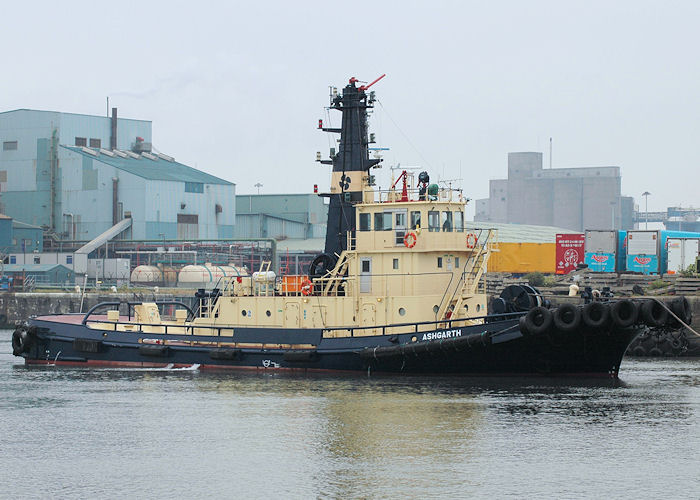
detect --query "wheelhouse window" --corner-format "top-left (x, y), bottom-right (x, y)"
top-left (428, 211), bottom-right (440, 232)
top-left (359, 213), bottom-right (371, 231)
top-left (441, 211), bottom-right (453, 232)
top-left (410, 211), bottom-right (421, 229)
top-left (437, 257), bottom-right (443, 268)
top-left (455, 211), bottom-right (464, 232)
top-left (374, 212), bottom-right (392, 231)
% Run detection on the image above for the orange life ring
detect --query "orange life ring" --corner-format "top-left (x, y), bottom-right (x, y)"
top-left (466, 232), bottom-right (477, 249)
top-left (301, 279), bottom-right (313, 296)
top-left (403, 231), bottom-right (417, 248)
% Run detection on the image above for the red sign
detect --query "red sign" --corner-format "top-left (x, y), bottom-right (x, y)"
top-left (592, 254), bottom-right (609, 263)
top-left (556, 234), bottom-right (585, 274)
top-left (634, 256), bottom-right (652, 265)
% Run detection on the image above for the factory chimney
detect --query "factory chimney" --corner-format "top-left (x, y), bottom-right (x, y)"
top-left (110, 107), bottom-right (118, 150)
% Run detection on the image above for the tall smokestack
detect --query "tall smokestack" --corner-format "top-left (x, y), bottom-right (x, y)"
top-left (110, 107), bottom-right (118, 150)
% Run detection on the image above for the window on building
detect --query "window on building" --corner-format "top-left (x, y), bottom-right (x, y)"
top-left (185, 182), bottom-right (204, 193)
top-left (33, 256), bottom-right (40, 264)
top-left (359, 213), bottom-right (371, 231)
top-left (410, 211), bottom-right (421, 229)
top-left (361, 260), bottom-right (370, 273)
top-left (428, 211), bottom-right (440, 232)
top-left (441, 211), bottom-right (453, 232)
top-left (393, 258), bottom-right (399, 270)
top-left (75, 137), bottom-right (87, 147)
top-left (10, 256), bottom-right (16, 264)
top-left (66, 255), bottom-right (73, 264)
top-left (437, 257), bottom-right (443, 268)
top-left (89, 138), bottom-right (101, 148)
top-left (455, 257), bottom-right (460, 269)
top-left (3, 141), bottom-right (18, 151)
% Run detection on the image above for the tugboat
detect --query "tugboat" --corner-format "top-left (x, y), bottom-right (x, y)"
top-left (11, 76), bottom-right (693, 377)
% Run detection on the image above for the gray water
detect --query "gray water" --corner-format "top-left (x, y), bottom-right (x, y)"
top-left (0, 329), bottom-right (698, 500)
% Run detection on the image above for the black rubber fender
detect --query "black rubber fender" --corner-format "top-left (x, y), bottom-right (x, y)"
top-left (582, 302), bottom-right (610, 329)
top-left (518, 315), bottom-right (530, 336)
top-left (631, 345), bottom-right (646, 357)
top-left (523, 306), bottom-right (552, 335)
top-left (138, 345), bottom-right (170, 357)
top-left (11, 326), bottom-right (34, 356)
top-left (640, 300), bottom-right (668, 327)
top-left (610, 300), bottom-right (638, 328)
top-left (73, 338), bottom-right (103, 353)
top-left (670, 297), bottom-right (692, 325)
top-left (552, 304), bottom-right (581, 333)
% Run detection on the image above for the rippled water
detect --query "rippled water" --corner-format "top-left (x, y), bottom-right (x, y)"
top-left (1, 329), bottom-right (698, 499)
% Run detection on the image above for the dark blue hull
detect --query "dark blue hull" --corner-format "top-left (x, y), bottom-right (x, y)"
top-left (16, 315), bottom-right (641, 377)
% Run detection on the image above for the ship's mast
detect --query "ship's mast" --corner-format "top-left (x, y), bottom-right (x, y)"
top-left (319, 75), bottom-right (384, 257)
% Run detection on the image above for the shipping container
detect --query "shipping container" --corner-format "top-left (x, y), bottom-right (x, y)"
top-left (555, 234), bottom-right (585, 274)
top-left (488, 242), bottom-right (555, 274)
top-left (666, 238), bottom-right (700, 273)
top-left (627, 230), bottom-right (700, 274)
top-left (584, 230), bottom-right (627, 273)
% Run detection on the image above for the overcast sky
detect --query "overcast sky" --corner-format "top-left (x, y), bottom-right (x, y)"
top-left (3, 0), bottom-right (698, 219)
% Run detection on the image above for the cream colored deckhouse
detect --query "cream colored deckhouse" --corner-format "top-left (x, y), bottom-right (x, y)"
top-left (186, 174), bottom-right (495, 338)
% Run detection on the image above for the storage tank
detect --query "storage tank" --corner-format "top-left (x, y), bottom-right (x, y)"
top-left (178, 264), bottom-right (214, 288)
top-left (130, 265), bottom-right (163, 285)
top-left (178, 263), bottom-right (249, 288)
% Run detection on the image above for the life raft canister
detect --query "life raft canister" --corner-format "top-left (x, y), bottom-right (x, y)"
top-left (403, 231), bottom-right (417, 248)
top-left (466, 232), bottom-right (477, 249)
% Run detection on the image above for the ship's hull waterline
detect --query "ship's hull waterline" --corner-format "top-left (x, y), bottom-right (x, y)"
top-left (17, 314), bottom-right (640, 377)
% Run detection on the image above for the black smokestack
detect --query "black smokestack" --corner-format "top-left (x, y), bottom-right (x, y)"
top-left (110, 107), bottom-right (118, 150)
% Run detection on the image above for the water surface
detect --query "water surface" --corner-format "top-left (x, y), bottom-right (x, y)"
top-left (0, 330), bottom-right (698, 499)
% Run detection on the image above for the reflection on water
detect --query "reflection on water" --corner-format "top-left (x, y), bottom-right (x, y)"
top-left (1, 331), bottom-right (699, 499)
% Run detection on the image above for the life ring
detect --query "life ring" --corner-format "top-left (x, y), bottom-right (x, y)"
top-left (301, 279), bottom-right (313, 296)
top-left (403, 231), bottom-right (417, 248)
top-left (465, 232), bottom-right (477, 249)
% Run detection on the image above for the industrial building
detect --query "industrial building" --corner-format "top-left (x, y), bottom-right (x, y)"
top-left (0, 108), bottom-right (235, 244)
top-left (235, 193), bottom-right (327, 240)
top-left (475, 152), bottom-right (634, 231)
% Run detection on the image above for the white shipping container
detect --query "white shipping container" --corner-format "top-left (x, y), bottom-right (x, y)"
top-left (627, 231), bottom-right (658, 256)
top-left (667, 238), bottom-right (700, 273)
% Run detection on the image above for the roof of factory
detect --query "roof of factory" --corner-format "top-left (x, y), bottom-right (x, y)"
top-left (62, 145), bottom-right (233, 185)
top-left (465, 221), bottom-right (582, 243)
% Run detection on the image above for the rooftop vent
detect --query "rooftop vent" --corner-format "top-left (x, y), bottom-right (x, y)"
top-left (142, 152), bottom-right (158, 161)
top-left (113, 149), bottom-right (128, 158)
top-left (81, 146), bottom-right (98, 157)
top-left (156, 152), bottom-right (175, 162)
top-left (132, 136), bottom-right (152, 153)
top-left (99, 148), bottom-right (115, 157)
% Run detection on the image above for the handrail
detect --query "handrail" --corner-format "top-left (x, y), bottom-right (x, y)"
top-left (81, 300), bottom-right (195, 325)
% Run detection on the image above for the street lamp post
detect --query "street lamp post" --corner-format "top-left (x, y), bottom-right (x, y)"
top-left (642, 191), bottom-right (651, 230)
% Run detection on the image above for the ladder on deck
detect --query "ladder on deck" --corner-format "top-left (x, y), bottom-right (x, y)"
top-left (436, 229), bottom-right (494, 321)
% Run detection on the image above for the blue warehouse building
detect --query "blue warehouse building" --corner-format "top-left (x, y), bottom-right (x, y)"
top-left (0, 109), bottom-right (235, 243)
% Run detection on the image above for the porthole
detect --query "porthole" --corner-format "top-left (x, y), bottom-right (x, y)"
top-left (411, 336), bottom-right (417, 342)
top-left (433, 305), bottom-right (439, 313)
top-left (464, 304), bottom-right (469, 312)
top-left (398, 307), bottom-right (406, 316)
top-left (476, 304), bottom-right (481, 312)
top-left (266, 310), bottom-right (271, 317)
top-left (241, 310), bottom-right (247, 317)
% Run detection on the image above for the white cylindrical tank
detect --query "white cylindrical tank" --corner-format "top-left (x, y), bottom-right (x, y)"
top-left (178, 264), bottom-right (214, 288)
top-left (130, 265), bottom-right (162, 284)
top-left (253, 271), bottom-right (276, 283)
